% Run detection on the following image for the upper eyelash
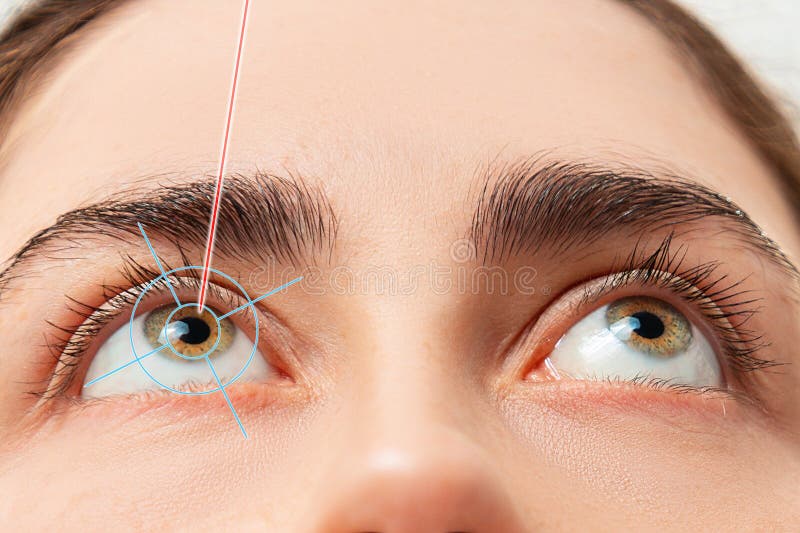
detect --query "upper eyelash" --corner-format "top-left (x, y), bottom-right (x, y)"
top-left (578, 232), bottom-right (780, 378)
top-left (39, 234), bottom-right (777, 401)
top-left (38, 254), bottom-right (243, 400)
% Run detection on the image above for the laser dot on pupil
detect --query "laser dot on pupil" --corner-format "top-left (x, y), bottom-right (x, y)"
top-left (631, 311), bottom-right (665, 339)
top-left (178, 316), bottom-right (212, 345)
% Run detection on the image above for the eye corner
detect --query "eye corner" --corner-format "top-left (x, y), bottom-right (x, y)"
top-left (516, 282), bottom-right (728, 394)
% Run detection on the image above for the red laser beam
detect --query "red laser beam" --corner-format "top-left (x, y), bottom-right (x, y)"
top-left (197, 0), bottom-right (251, 310)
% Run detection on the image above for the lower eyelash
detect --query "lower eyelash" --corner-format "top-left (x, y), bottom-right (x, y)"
top-left (602, 374), bottom-right (756, 406)
top-left (580, 232), bottom-right (780, 378)
top-left (38, 254), bottom-right (242, 400)
top-left (40, 236), bottom-right (778, 401)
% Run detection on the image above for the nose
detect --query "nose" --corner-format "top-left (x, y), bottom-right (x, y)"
top-left (312, 440), bottom-right (526, 533)
top-left (309, 360), bottom-right (525, 533)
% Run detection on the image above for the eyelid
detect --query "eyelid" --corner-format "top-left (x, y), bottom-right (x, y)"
top-left (45, 283), bottom-right (239, 399)
top-left (503, 262), bottom-right (771, 403)
top-left (39, 258), bottom-right (294, 402)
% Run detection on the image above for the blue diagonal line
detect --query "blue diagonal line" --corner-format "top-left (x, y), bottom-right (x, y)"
top-left (138, 222), bottom-right (181, 307)
top-left (206, 356), bottom-right (248, 438)
top-left (218, 277), bottom-right (303, 320)
top-left (84, 344), bottom-right (168, 387)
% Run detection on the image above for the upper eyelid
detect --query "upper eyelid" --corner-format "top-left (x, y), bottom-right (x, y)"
top-left (507, 278), bottom-right (762, 405)
top-left (39, 262), bottom-right (264, 400)
top-left (582, 235), bottom-right (777, 373)
top-left (21, 214), bottom-right (792, 402)
top-left (552, 291), bottom-right (769, 410)
top-left (501, 236), bottom-right (776, 395)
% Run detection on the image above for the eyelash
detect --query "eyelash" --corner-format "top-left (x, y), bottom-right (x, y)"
top-left (39, 255), bottom-right (246, 400)
top-left (570, 232), bottom-right (778, 392)
top-left (40, 233), bottom-right (775, 402)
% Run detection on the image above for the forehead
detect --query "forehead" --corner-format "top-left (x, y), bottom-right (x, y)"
top-left (0, 0), bottom-right (796, 259)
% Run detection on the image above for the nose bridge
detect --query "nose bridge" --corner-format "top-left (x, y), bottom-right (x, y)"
top-left (308, 324), bottom-right (524, 532)
top-left (340, 296), bottom-right (465, 441)
top-left (344, 305), bottom-right (475, 459)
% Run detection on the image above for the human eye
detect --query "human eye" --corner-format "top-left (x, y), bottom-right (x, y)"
top-left (82, 299), bottom-right (274, 399)
top-left (544, 295), bottom-right (720, 387)
top-left (521, 235), bottom-right (776, 400)
top-left (42, 258), bottom-right (294, 402)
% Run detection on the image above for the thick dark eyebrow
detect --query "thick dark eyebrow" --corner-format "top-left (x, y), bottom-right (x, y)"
top-left (0, 172), bottom-right (337, 298)
top-left (471, 157), bottom-right (800, 281)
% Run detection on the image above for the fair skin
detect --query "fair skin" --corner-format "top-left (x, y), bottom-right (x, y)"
top-left (0, 0), bottom-right (798, 530)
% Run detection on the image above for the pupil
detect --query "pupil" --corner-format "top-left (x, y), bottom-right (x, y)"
top-left (631, 311), bottom-right (664, 339)
top-left (178, 317), bottom-right (211, 345)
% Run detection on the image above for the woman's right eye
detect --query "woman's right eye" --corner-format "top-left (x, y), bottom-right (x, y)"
top-left (538, 295), bottom-right (723, 388)
top-left (82, 302), bottom-right (276, 399)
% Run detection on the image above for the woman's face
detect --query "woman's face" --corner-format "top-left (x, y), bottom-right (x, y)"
top-left (0, 0), bottom-right (798, 530)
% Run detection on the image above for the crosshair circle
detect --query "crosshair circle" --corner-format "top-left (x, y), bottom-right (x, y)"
top-left (163, 303), bottom-right (222, 360)
top-left (129, 266), bottom-right (259, 395)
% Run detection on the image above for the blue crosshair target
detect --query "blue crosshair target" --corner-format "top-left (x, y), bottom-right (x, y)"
top-left (83, 223), bottom-right (303, 438)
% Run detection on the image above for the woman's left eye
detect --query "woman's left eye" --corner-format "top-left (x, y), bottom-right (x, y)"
top-left (82, 302), bottom-right (276, 398)
top-left (540, 295), bottom-right (723, 387)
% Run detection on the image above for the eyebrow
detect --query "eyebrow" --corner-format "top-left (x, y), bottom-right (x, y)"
top-left (471, 157), bottom-right (800, 282)
top-left (0, 172), bottom-right (337, 299)
top-left (3, 158), bottom-right (797, 301)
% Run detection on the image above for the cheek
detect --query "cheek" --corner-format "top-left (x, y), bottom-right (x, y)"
top-left (0, 435), bottom-right (219, 525)
top-left (0, 397), bottom-right (317, 528)
top-left (498, 392), bottom-right (797, 525)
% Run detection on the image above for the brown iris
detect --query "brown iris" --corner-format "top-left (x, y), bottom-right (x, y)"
top-left (605, 296), bottom-right (691, 357)
top-left (144, 305), bottom-right (235, 359)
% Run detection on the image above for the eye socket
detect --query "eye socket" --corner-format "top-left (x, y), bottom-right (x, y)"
top-left (82, 302), bottom-right (277, 399)
top-left (539, 295), bottom-right (723, 388)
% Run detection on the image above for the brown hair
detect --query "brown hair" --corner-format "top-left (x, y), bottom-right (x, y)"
top-left (0, 0), bottom-right (123, 135)
top-left (1, 0), bottom-right (799, 211)
top-left (624, 0), bottom-right (800, 214)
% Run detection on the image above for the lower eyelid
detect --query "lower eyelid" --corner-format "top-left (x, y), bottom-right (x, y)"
top-left (41, 279), bottom-right (280, 400)
top-left (502, 378), bottom-right (753, 426)
top-left (72, 379), bottom-right (311, 418)
top-left (501, 276), bottom-right (760, 398)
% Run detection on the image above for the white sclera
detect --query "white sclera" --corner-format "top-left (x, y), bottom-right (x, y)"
top-left (82, 311), bottom-right (272, 398)
top-left (548, 305), bottom-right (722, 387)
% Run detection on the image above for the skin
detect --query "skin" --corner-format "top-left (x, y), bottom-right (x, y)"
top-left (0, 0), bottom-right (799, 530)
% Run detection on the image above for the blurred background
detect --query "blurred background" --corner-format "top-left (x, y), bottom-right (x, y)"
top-left (681, 0), bottom-right (800, 126)
top-left (1, 0), bottom-right (798, 125)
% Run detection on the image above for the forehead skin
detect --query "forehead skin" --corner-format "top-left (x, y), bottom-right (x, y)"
top-left (0, 0), bottom-right (798, 265)
top-left (0, 0), bottom-right (799, 529)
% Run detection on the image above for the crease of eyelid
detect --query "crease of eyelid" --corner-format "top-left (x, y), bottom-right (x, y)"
top-left (583, 233), bottom-right (780, 376)
top-left (469, 155), bottom-right (800, 291)
top-left (499, 232), bottom-right (784, 411)
top-left (29, 255), bottom-right (264, 400)
top-left (0, 171), bottom-right (338, 304)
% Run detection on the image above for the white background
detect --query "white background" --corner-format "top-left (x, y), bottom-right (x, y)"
top-left (1, 0), bottom-right (799, 125)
